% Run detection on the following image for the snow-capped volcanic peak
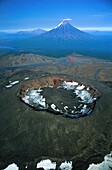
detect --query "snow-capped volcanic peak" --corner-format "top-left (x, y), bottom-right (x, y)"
top-left (57, 21), bottom-right (68, 27)
top-left (40, 19), bottom-right (92, 40)
top-left (56, 18), bottom-right (72, 28)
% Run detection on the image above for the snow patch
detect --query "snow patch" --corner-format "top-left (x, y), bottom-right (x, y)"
top-left (81, 105), bottom-right (87, 114)
top-left (24, 77), bottom-right (29, 80)
top-left (62, 81), bottom-right (78, 90)
top-left (5, 80), bottom-right (19, 88)
top-left (22, 95), bottom-right (30, 104)
top-left (49, 86), bottom-right (53, 88)
top-left (87, 152), bottom-right (112, 170)
top-left (64, 106), bottom-right (68, 111)
top-left (4, 163), bottom-right (19, 170)
top-left (104, 153), bottom-right (112, 168)
top-left (51, 104), bottom-right (60, 112)
top-left (74, 89), bottom-right (93, 103)
top-left (87, 87), bottom-right (90, 90)
top-left (5, 84), bottom-right (13, 88)
top-left (37, 159), bottom-right (56, 170)
top-left (22, 89), bottom-right (48, 110)
top-left (51, 104), bottom-right (56, 110)
top-left (37, 88), bottom-right (43, 92)
top-left (60, 161), bottom-right (72, 170)
top-left (76, 84), bottom-right (85, 90)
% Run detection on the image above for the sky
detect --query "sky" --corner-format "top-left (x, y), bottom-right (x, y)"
top-left (0, 0), bottom-right (112, 32)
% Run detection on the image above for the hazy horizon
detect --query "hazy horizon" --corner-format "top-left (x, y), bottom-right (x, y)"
top-left (1, 25), bottom-right (112, 33)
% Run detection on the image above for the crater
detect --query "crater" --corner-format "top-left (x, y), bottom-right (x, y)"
top-left (18, 77), bottom-right (100, 118)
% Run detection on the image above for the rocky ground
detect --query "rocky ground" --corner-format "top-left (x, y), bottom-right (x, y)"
top-left (0, 53), bottom-right (112, 170)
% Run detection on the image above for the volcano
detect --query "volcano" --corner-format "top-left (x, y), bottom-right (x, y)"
top-left (40, 19), bottom-right (92, 40)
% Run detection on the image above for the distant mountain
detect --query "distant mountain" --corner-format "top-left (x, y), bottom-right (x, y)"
top-left (0, 29), bottom-right (47, 39)
top-left (40, 20), bottom-right (92, 40)
top-left (17, 29), bottom-right (47, 35)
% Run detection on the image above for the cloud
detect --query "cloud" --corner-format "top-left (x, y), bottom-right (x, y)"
top-left (63, 18), bottom-right (72, 21)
